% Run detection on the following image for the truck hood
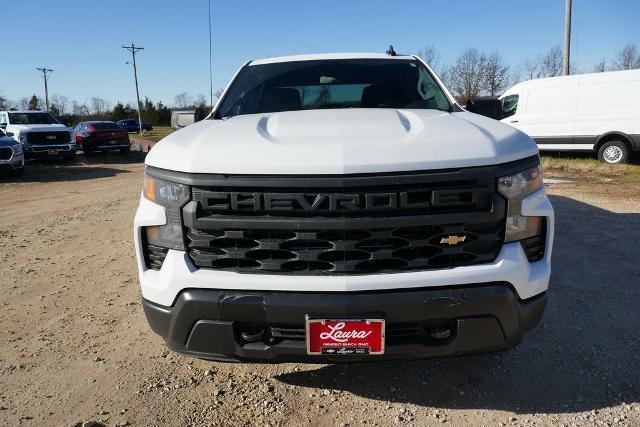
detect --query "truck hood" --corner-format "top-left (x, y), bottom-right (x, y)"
top-left (10, 124), bottom-right (70, 133)
top-left (145, 109), bottom-right (538, 174)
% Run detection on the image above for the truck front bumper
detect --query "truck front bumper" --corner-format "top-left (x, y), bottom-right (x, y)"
top-left (142, 283), bottom-right (546, 363)
top-left (23, 144), bottom-right (76, 160)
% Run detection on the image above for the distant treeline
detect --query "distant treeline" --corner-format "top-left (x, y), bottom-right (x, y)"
top-left (1, 43), bottom-right (638, 118)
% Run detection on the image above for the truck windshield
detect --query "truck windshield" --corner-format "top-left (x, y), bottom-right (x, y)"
top-left (213, 58), bottom-right (452, 119)
top-left (8, 112), bottom-right (59, 125)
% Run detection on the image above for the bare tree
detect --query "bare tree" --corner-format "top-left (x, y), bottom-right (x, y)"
top-left (518, 56), bottom-right (544, 81)
top-left (417, 45), bottom-right (441, 70)
top-left (449, 48), bottom-right (488, 102)
top-left (72, 101), bottom-right (90, 116)
top-left (17, 97), bottom-right (30, 110)
top-left (592, 60), bottom-right (607, 73)
top-left (417, 44), bottom-right (452, 83)
top-left (483, 52), bottom-right (510, 96)
top-left (0, 87), bottom-right (6, 110)
top-left (195, 94), bottom-right (208, 107)
top-left (174, 92), bottom-right (193, 108)
top-left (90, 97), bottom-right (111, 119)
top-left (50, 94), bottom-right (70, 115)
top-left (541, 46), bottom-right (563, 77)
top-left (612, 43), bottom-right (640, 70)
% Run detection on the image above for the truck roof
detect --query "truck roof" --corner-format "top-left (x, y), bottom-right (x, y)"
top-left (249, 52), bottom-right (416, 66)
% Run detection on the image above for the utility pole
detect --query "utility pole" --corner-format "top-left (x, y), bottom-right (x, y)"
top-left (36, 67), bottom-right (54, 111)
top-left (562, 0), bottom-right (572, 75)
top-left (123, 42), bottom-right (144, 134)
top-left (208, 0), bottom-right (214, 111)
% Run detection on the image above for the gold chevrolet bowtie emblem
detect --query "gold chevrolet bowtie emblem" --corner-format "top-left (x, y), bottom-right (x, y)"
top-left (440, 235), bottom-right (467, 245)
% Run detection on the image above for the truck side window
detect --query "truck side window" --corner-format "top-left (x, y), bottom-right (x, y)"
top-left (0, 113), bottom-right (7, 125)
top-left (502, 95), bottom-right (518, 118)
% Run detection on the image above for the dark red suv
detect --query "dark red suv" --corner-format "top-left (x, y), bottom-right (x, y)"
top-left (73, 121), bottom-right (131, 155)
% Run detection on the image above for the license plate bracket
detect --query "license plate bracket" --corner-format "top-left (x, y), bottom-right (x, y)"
top-left (306, 318), bottom-right (385, 355)
top-left (48, 148), bottom-right (59, 155)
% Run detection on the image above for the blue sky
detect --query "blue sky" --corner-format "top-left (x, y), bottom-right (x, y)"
top-left (2, 0), bottom-right (639, 107)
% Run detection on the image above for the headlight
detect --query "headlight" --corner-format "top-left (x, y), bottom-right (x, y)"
top-left (19, 132), bottom-right (27, 144)
top-left (143, 175), bottom-right (190, 207)
top-left (142, 174), bottom-right (190, 250)
top-left (12, 144), bottom-right (23, 155)
top-left (498, 164), bottom-right (544, 242)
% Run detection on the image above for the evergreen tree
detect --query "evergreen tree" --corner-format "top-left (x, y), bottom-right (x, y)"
top-left (28, 94), bottom-right (40, 110)
top-left (156, 101), bottom-right (171, 126)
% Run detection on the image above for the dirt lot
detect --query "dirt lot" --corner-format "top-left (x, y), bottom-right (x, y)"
top-left (1, 153), bottom-right (639, 427)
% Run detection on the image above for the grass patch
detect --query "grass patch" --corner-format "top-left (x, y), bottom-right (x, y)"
top-left (132, 126), bottom-right (175, 143)
top-left (541, 154), bottom-right (640, 183)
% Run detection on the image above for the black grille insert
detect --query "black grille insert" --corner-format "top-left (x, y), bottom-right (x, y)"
top-left (142, 241), bottom-right (169, 271)
top-left (520, 219), bottom-right (547, 262)
top-left (26, 131), bottom-right (70, 145)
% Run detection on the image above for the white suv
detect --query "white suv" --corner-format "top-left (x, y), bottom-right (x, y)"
top-left (134, 53), bottom-right (554, 362)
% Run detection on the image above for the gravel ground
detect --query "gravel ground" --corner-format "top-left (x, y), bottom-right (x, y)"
top-left (0, 153), bottom-right (639, 427)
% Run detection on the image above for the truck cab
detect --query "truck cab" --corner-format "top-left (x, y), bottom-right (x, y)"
top-left (0, 110), bottom-right (76, 161)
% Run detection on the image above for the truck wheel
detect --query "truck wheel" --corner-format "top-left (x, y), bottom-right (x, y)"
top-left (598, 141), bottom-right (629, 164)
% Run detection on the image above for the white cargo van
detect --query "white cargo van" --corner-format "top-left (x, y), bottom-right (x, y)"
top-left (500, 69), bottom-right (640, 163)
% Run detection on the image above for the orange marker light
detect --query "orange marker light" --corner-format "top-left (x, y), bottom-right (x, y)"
top-left (143, 176), bottom-right (156, 202)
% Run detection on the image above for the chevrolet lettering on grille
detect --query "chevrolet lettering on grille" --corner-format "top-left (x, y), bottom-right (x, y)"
top-left (200, 190), bottom-right (475, 213)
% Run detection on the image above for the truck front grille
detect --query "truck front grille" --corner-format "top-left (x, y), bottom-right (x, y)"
top-left (26, 131), bottom-right (70, 145)
top-left (178, 166), bottom-right (512, 275)
top-left (186, 221), bottom-right (503, 274)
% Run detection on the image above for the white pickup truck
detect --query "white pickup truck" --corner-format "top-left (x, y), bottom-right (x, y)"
top-left (0, 110), bottom-right (76, 161)
top-left (134, 53), bottom-right (554, 363)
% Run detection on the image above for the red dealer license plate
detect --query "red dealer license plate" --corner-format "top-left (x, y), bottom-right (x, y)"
top-left (306, 318), bottom-right (385, 355)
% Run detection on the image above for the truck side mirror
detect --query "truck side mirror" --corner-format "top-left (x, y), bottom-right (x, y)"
top-left (466, 98), bottom-right (504, 121)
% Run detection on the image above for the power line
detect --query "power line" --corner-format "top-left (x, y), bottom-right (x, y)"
top-left (36, 67), bottom-right (54, 111)
top-left (123, 42), bottom-right (145, 134)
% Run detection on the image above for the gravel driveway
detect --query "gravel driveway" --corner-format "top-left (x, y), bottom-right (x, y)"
top-left (0, 155), bottom-right (638, 426)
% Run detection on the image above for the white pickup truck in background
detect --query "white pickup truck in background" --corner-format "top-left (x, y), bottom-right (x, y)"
top-left (0, 110), bottom-right (76, 161)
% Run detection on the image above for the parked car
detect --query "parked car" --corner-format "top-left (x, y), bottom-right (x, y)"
top-left (117, 119), bottom-right (153, 133)
top-left (0, 110), bottom-right (76, 161)
top-left (134, 53), bottom-right (554, 363)
top-left (498, 69), bottom-right (640, 164)
top-left (73, 121), bottom-right (131, 155)
top-left (0, 129), bottom-right (24, 175)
